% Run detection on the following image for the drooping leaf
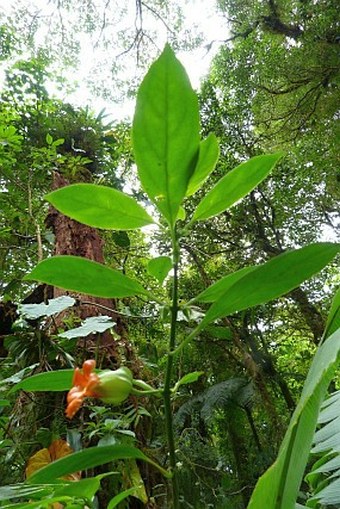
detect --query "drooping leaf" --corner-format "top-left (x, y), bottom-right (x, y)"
top-left (202, 243), bottom-right (340, 326)
top-left (186, 133), bottom-right (220, 196)
top-left (192, 153), bottom-right (283, 222)
top-left (28, 444), bottom-right (171, 483)
top-left (247, 326), bottom-right (340, 509)
top-left (23, 256), bottom-right (147, 298)
top-left (132, 44), bottom-right (200, 226)
top-left (60, 316), bottom-right (116, 339)
top-left (18, 296), bottom-right (76, 320)
top-left (12, 370), bottom-right (74, 393)
top-left (147, 256), bottom-right (172, 284)
top-left (46, 184), bottom-right (154, 230)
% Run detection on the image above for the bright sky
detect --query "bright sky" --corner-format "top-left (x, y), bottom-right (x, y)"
top-left (0, 0), bottom-right (227, 120)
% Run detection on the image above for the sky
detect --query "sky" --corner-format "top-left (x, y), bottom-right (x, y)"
top-left (0, 0), bottom-right (227, 120)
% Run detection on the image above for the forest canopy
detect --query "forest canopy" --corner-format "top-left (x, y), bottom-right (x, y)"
top-left (0, 1), bottom-right (339, 508)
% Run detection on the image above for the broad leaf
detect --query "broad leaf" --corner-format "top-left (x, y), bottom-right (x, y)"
top-left (186, 133), bottom-right (219, 196)
top-left (132, 44), bottom-right (200, 226)
top-left (24, 256), bottom-right (147, 298)
top-left (18, 296), bottom-right (75, 320)
top-left (247, 326), bottom-right (340, 509)
top-left (147, 256), bottom-right (172, 284)
top-left (46, 184), bottom-right (154, 230)
top-left (60, 316), bottom-right (116, 339)
top-left (12, 370), bottom-right (74, 392)
top-left (192, 153), bottom-right (283, 222)
top-left (202, 243), bottom-right (340, 326)
top-left (28, 444), bottom-right (170, 483)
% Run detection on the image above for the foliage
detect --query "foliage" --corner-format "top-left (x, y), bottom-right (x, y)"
top-left (9, 45), bottom-right (339, 509)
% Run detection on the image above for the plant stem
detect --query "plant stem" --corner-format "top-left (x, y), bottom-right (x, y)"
top-left (163, 235), bottom-right (180, 509)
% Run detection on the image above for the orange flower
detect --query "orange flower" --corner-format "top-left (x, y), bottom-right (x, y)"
top-left (66, 359), bottom-right (100, 419)
top-left (66, 360), bottom-right (133, 419)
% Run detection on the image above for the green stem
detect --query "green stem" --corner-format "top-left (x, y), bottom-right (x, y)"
top-left (163, 233), bottom-right (180, 509)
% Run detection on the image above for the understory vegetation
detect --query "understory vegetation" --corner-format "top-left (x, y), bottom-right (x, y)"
top-left (0, 1), bottom-right (339, 508)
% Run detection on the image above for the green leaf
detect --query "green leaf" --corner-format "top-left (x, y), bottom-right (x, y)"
top-left (12, 370), bottom-right (73, 392)
top-left (18, 296), bottom-right (75, 319)
top-left (202, 243), bottom-right (340, 326)
top-left (194, 266), bottom-right (256, 303)
top-left (60, 316), bottom-right (115, 339)
top-left (205, 326), bottom-right (233, 340)
top-left (147, 256), bottom-right (172, 284)
top-left (323, 288), bottom-right (340, 341)
top-left (45, 133), bottom-right (53, 145)
top-left (46, 184), bottom-right (154, 230)
top-left (174, 371), bottom-right (204, 391)
top-left (23, 256), bottom-right (147, 298)
top-left (247, 326), bottom-right (340, 509)
top-left (0, 484), bottom-right (51, 502)
top-left (107, 487), bottom-right (139, 509)
top-left (132, 44), bottom-right (200, 226)
top-left (192, 153), bottom-right (283, 222)
top-left (28, 445), bottom-right (171, 483)
top-left (53, 474), bottom-right (113, 499)
top-left (186, 133), bottom-right (219, 196)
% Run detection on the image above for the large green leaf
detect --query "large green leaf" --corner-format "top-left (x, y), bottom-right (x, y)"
top-left (132, 44), bottom-right (200, 226)
top-left (186, 133), bottom-right (219, 196)
top-left (28, 445), bottom-right (170, 483)
top-left (191, 153), bottom-right (283, 222)
top-left (202, 243), bottom-right (339, 326)
top-left (12, 370), bottom-right (73, 392)
top-left (23, 256), bottom-right (147, 298)
top-left (247, 326), bottom-right (340, 509)
top-left (46, 184), bottom-right (154, 230)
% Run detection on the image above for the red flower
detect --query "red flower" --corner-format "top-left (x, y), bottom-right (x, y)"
top-left (66, 360), bottom-right (133, 419)
top-left (66, 359), bottom-right (100, 419)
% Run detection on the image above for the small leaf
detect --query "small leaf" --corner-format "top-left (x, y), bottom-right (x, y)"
top-left (147, 256), bottom-right (172, 284)
top-left (23, 256), bottom-right (147, 298)
top-left (18, 296), bottom-right (76, 320)
top-left (46, 133), bottom-right (53, 145)
top-left (27, 444), bottom-right (171, 483)
top-left (60, 316), bottom-right (115, 339)
top-left (192, 153), bottom-right (283, 222)
top-left (175, 371), bottom-right (204, 391)
top-left (202, 243), bottom-right (340, 326)
top-left (107, 487), bottom-right (139, 509)
top-left (46, 184), bottom-right (154, 230)
top-left (133, 44), bottom-right (200, 226)
top-left (186, 133), bottom-right (219, 196)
